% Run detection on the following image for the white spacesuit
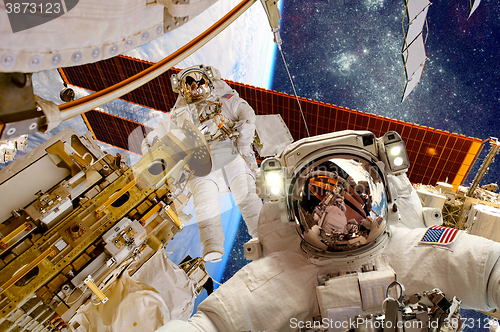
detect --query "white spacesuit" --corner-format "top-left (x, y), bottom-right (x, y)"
top-left (157, 130), bottom-right (500, 332)
top-left (70, 251), bottom-right (197, 332)
top-left (142, 65), bottom-right (262, 262)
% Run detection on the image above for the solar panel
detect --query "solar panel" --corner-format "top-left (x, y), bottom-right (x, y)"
top-left (82, 110), bottom-right (153, 155)
top-left (59, 56), bottom-right (178, 112)
top-left (231, 85), bottom-right (481, 187)
top-left (404, 0), bottom-right (429, 48)
top-left (401, 0), bottom-right (430, 101)
top-left (60, 55), bottom-right (482, 188)
top-left (469, 0), bottom-right (481, 18)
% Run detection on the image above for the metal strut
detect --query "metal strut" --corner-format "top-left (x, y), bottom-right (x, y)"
top-left (466, 137), bottom-right (500, 197)
top-left (260, 0), bottom-right (310, 137)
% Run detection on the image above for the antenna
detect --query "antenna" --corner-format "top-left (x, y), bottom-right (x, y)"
top-left (278, 48), bottom-right (310, 137)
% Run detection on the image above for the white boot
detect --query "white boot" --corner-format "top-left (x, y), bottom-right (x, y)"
top-left (191, 177), bottom-right (225, 261)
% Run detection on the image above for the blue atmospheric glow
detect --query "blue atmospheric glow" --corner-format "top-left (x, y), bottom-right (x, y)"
top-left (193, 196), bottom-right (242, 310)
top-left (204, 198), bottom-right (242, 285)
top-left (162, 193), bottom-right (242, 312)
top-left (266, 45), bottom-right (277, 90)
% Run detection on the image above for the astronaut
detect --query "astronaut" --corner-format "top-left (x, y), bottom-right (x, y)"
top-left (142, 64), bottom-right (262, 262)
top-left (157, 130), bottom-right (500, 332)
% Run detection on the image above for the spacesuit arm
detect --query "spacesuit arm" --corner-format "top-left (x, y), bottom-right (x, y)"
top-left (387, 173), bottom-right (425, 228)
top-left (488, 258), bottom-right (500, 309)
top-left (232, 97), bottom-right (258, 172)
top-left (213, 80), bottom-right (256, 151)
top-left (155, 312), bottom-right (219, 332)
top-left (385, 225), bottom-right (500, 311)
top-left (233, 99), bottom-right (256, 147)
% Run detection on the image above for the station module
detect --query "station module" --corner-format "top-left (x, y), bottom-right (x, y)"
top-left (0, 122), bottom-right (212, 331)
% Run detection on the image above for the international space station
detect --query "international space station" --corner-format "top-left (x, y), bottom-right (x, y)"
top-left (0, 0), bottom-right (498, 331)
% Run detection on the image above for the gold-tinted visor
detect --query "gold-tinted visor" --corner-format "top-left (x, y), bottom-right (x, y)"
top-left (291, 156), bottom-right (387, 253)
top-left (181, 72), bottom-right (211, 104)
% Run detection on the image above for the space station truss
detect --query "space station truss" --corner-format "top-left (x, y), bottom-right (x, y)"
top-left (59, 55), bottom-right (482, 189)
top-left (401, 0), bottom-right (430, 101)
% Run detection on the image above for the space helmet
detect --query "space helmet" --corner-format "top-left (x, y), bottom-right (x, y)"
top-left (171, 65), bottom-right (216, 104)
top-left (258, 131), bottom-right (408, 257)
top-left (292, 157), bottom-right (387, 254)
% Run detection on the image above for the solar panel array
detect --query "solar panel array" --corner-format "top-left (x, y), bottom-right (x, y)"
top-left (60, 55), bottom-right (482, 187)
top-left (82, 110), bottom-right (153, 155)
top-left (59, 56), bottom-right (178, 112)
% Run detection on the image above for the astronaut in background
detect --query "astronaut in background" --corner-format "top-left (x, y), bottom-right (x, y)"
top-left (156, 130), bottom-right (500, 332)
top-left (142, 65), bottom-right (262, 262)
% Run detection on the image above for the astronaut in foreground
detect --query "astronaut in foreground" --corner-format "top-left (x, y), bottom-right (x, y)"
top-left (157, 130), bottom-right (500, 332)
top-left (142, 64), bottom-right (262, 262)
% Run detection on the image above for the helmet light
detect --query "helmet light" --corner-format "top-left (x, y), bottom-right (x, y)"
top-left (393, 156), bottom-right (404, 167)
top-left (390, 146), bottom-right (401, 156)
top-left (260, 158), bottom-right (285, 202)
top-left (379, 132), bottom-right (410, 174)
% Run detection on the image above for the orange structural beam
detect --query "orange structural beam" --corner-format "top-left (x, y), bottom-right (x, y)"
top-left (57, 0), bottom-right (257, 120)
top-left (451, 139), bottom-right (483, 191)
top-left (81, 113), bottom-right (97, 141)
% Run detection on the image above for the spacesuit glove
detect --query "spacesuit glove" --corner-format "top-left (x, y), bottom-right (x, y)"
top-left (141, 138), bottom-right (152, 155)
top-left (141, 135), bottom-right (160, 155)
top-left (238, 145), bottom-right (258, 174)
top-left (242, 154), bottom-right (258, 175)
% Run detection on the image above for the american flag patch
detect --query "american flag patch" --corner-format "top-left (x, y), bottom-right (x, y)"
top-left (222, 93), bottom-right (234, 99)
top-left (420, 225), bottom-right (460, 245)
